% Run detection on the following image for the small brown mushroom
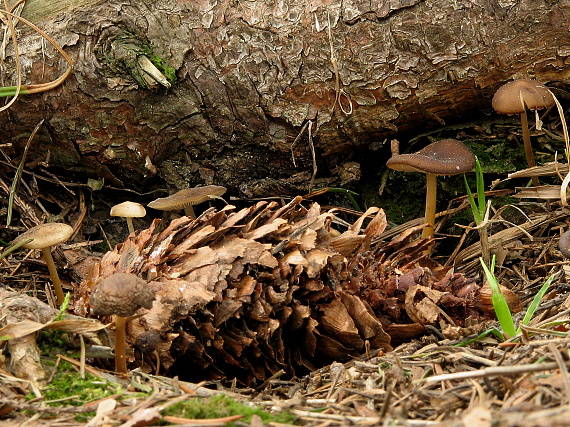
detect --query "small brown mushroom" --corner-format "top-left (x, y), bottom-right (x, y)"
top-left (147, 185), bottom-right (227, 219)
top-left (110, 201), bottom-right (146, 234)
top-left (387, 139), bottom-right (475, 239)
top-left (90, 272), bottom-right (155, 374)
top-left (492, 79), bottom-right (554, 181)
top-left (13, 223), bottom-right (74, 306)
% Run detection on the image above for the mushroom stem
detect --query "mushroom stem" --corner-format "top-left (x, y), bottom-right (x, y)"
top-left (422, 173), bottom-right (437, 239)
top-left (125, 217), bottom-right (135, 234)
top-left (114, 315), bottom-right (128, 374)
top-left (520, 110), bottom-right (539, 185)
top-left (41, 247), bottom-right (65, 306)
top-left (184, 205), bottom-right (196, 219)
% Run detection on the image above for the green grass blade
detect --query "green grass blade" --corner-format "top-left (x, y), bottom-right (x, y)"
top-left (54, 293), bottom-right (71, 321)
top-left (453, 327), bottom-right (505, 346)
top-left (0, 86), bottom-right (29, 97)
top-left (480, 257), bottom-right (516, 338)
top-left (518, 274), bottom-right (557, 333)
top-left (0, 238), bottom-right (33, 261)
top-left (464, 174), bottom-right (483, 224)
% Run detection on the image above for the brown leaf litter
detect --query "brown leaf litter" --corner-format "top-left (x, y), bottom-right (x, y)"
top-left (3, 171), bottom-right (570, 425)
top-left (0, 289), bottom-right (105, 384)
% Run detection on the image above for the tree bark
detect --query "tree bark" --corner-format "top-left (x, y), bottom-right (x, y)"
top-left (2, 0), bottom-right (569, 195)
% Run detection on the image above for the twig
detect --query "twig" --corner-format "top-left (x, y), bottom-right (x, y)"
top-left (79, 334), bottom-right (86, 379)
top-left (422, 360), bottom-right (566, 383)
top-left (307, 120), bottom-right (317, 191)
top-left (0, 0), bottom-right (22, 111)
top-left (292, 409), bottom-right (379, 423)
top-left (289, 121), bottom-right (309, 167)
top-left (0, 8), bottom-right (73, 97)
top-left (326, 11), bottom-right (352, 115)
top-left (6, 119), bottom-right (43, 226)
top-left (548, 343), bottom-right (570, 405)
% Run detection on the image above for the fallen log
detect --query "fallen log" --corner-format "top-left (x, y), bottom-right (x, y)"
top-left (1, 0), bottom-right (569, 193)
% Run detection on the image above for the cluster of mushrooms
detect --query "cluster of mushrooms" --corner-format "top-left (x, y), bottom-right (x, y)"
top-left (9, 79), bottom-right (558, 375)
top-left (12, 185), bottom-right (226, 373)
top-left (387, 79), bottom-right (555, 240)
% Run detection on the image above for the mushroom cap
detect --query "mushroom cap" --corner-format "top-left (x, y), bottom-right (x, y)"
top-left (110, 201), bottom-right (146, 218)
top-left (492, 79), bottom-right (554, 115)
top-left (13, 223), bottom-right (74, 249)
top-left (386, 139), bottom-right (475, 175)
top-left (90, 272), bottom-right (155, 317)
top-left (147, 185), bottom-right (227, 211)
top-left (559, 230), bottom-right (570, 258)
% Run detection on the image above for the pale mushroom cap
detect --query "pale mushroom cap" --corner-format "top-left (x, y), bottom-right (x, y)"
top-left (492, 79), bottom-right (554, 115)
top-left (110, 201), bottom-right (146, 218)
top-left (13, 223), bottom-right (74, 249)
top-left (147, 185), bottom-right (227, 211)
top-left (90, 272), bottom-right (155, 317)
top-left (386, 139), bottom-right (475, 175)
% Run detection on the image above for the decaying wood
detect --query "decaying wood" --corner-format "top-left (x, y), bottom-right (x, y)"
top-left (0, 289), bottom-right (106, 383)
top-left (0, 0), bottom-right (568, 193)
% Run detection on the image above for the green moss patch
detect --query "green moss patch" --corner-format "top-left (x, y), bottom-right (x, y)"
top-left (41, 367), bottom-right (121, 407)
top-left (463, 139), bottom-right (527, 174)
top-left (162, 395), bottom-right (296, 426)
top-left (148, 54), bottom-right (177, 84)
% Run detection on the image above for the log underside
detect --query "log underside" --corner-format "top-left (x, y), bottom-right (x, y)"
top-left (1, 0), bottom-right (569, 195)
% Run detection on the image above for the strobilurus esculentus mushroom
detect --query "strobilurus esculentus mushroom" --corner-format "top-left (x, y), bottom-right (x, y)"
top-left (147, 185), bottom-right (227, 219)
top-left (110, 201), bottom-right (146, 234)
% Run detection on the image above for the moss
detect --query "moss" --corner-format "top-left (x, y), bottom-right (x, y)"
top-left (361, 172), bottom-right (425, 225)
top-left (148, 54), bottom-right (177, 84)
top-left (162, 395), bottom-right (296, 426)
top-left (38, 330), bottom-right (78, 360)
top-left (41, 369), bottom-right (120, 406)
top-left (22, 360), bottom-right (123, 422)
top-left (463, 139), bottom-right (527, 174)
top-left (96, 31), bottom-right (177, 88)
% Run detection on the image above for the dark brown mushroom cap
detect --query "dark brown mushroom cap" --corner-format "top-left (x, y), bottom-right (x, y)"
top-left (147, 185), bottom-right (227, 211)
top-left (386, 139), bottom-right (475, 175)
top-left (559, 230), bottom-right (570, 258)
top-left (90, 273), bottom-right (155, 317)
top-left (13, 223), bottom-right (73, 249)
top-left (492, 79), bottom-right (554, 115)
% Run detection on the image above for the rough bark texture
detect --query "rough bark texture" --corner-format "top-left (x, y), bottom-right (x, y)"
top-left (3, 0), bottom-right (570, 194)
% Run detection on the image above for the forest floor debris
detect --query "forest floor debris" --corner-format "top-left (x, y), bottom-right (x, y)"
top-left (1, 194), bottom-right (570, 425)
top-left (2, 117), bottom-right (570, 425)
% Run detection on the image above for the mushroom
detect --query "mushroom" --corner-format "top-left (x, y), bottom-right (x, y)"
top-left (387, 139), bottom-right (475, 239)
top-left (110, 201), bottom-right (146, 234)
top-left (147, 185), bottom-right (227, 219)
top-left (559, 230), bottom-right (570, 258)
top-left (89, 272), bottom-right (155, 374)
top-left (492, 79), bottom-right (554, 181)
top-left (13, 223), bottom-right (74, 306)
